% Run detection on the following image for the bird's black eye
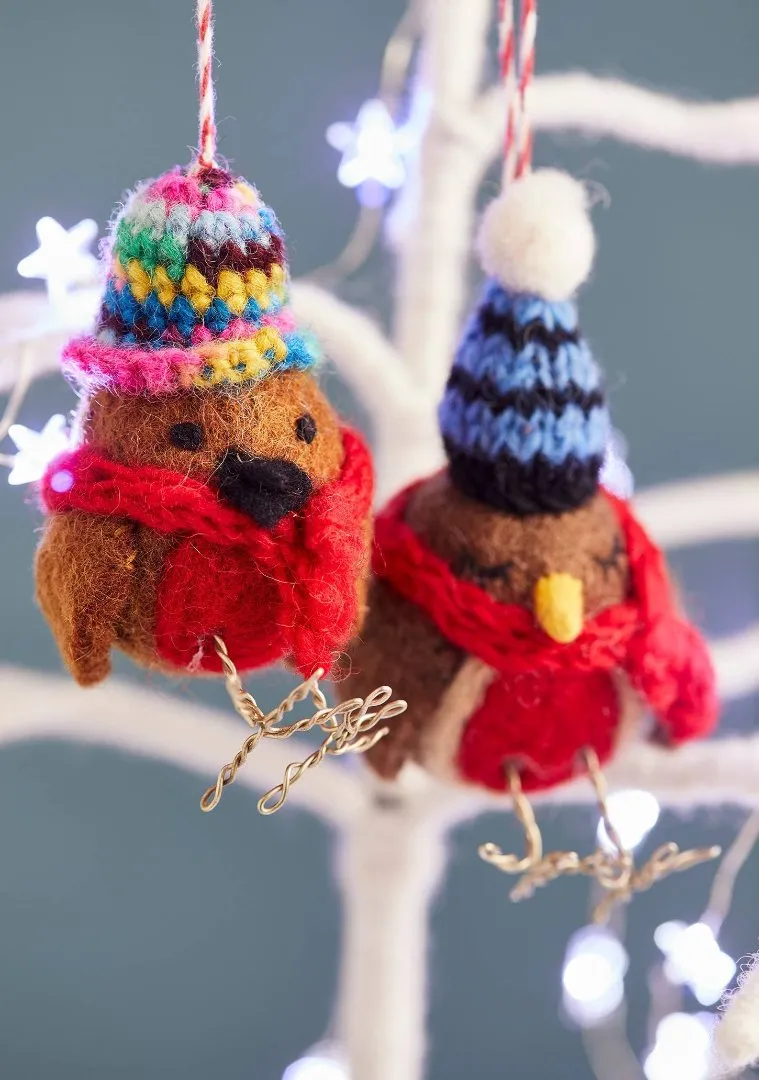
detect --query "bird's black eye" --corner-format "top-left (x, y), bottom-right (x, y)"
top-left (295, 414), bottom-right (317, 444)
top-left (454, 551), bottom-right (515, 584)
top-left (169, 422), bottom-right (204, 451)
top-left (594, 535), bottom-right (625, 577)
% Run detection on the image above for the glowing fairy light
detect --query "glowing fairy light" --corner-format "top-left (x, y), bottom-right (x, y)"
top-left (643, 1012), bottom-right (715, 1080)
top-left (600, 428), bottom-right (634, 500)
top-left (655, 921), bottom-right (736, 1006)
top-left (327, 99), bottom-right (417, 207)
top-left (17, 217), bottom-right (99, 309)
top-left (597, 789), bottom-right (660, 853)
top-left (561, 926), bottom-right (629, 1027)
top-left (282, 1044), bottom-right (349, 1080)
top-left (7, 415), bottom-right (71, 486)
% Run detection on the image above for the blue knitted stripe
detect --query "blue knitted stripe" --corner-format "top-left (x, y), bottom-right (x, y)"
top-left (454, 334), bottom-right (601, 395)
top-left (479, 279), bottom-right (579, 333)
top-left (438, 395), bottom-right (610, 466)
top-left (279, 332), bottom-right (321, 371)
top-left (101, 283), bottom-right (285, 346)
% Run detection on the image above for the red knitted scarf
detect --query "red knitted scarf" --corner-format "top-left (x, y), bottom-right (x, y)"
top-left (41, 428), bottom-right (373, 678)
top-left (374, 482), bottom-right (718, 748)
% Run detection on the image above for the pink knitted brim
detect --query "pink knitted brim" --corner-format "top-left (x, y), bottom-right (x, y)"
top-left (63, 312), bottom-right (299, 394)
top-left (62, 337), bottom-right (203, 394)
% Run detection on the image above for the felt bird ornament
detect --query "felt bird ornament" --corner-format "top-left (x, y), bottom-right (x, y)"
top-left (346, 169), bottom-right (718, 898)
top-left (36, 164), bottom-right (373, 687)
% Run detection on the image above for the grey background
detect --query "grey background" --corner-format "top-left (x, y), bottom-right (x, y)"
top-left (0, 1), bottom-right (757, 1077)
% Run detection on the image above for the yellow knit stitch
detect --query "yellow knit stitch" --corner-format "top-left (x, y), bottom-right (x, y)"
top-left (254, 326), bottom-right (288, 363)
top-left (269, 263), bottom-right (286, 301)
top-left (192, 329), bottom-right (288, 387)
top-left (244, 268), bottom-right (271, 310)
top-left (127, 259), bottom-right (152, 304)
top-left (217, 269), bottom-right (248, 317)
top-left (181, 265), bottom-right (215, 315)
top-left (153, 265), bottom-right (178, 307)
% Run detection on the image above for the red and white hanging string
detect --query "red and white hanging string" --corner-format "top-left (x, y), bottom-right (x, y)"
top-left (514, 0), bottom-right (537, 178)
top-left (497, 0), bottom-right (538, 183)
top-left (196, 0), bottom-right (218, 169)
top-left (497, 0), bottom-right (518, 184)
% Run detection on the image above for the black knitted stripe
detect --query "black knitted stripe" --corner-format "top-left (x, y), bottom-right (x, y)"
top-left (477, 304), bottom-right (581, 353)
top-left (445, 366), bottom-right (605, 418)
top-left (443, 438), bottom-right (602, 517)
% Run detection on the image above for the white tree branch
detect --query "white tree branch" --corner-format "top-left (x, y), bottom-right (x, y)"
top-left (634, 471), bottom-right (759, 550)
top-left (290, 282), bottom-right (414, 420)
top-left (392, 0), bottom-right (493, 399)
top-left (710, 625), bottom-right (759, 704)
top-left (290, 281), bottom-right (443, 501)
top-left (543, 736), bottom-right (759, 812)
top-left (0, 291), bottom-right (72, 393)
top-left (0, 666), bottom-right (364, 828)
top-left (334, 777), bottom-right (450, 1080)
top-left (475, 73), bottom-right (759, 168)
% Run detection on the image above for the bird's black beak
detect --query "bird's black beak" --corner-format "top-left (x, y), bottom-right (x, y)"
top-left (214, 449), bottom-right (312, 528)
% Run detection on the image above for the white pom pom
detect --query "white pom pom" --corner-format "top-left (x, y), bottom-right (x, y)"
top-left (477, 169), bottom-right (596, 301)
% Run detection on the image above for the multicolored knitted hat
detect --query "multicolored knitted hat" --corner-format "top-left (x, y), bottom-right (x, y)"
top-left (63, 164), bottom-right (318, 394)
top-left (439, 168), bottom-right (609, 516)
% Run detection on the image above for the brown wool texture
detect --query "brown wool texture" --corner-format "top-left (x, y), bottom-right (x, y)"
top-left (83, 370), bottom-right (345, 485)
top-left (345, 578), bottom-right (464, 779)
top-left (405, 472), bottom-right (628, 616)
top-left (35, 512), bottom-right (138, 686)
top-left (346, 470), bottom-right (631, 779)
top-left (36, 371), bottom-right (359, 685)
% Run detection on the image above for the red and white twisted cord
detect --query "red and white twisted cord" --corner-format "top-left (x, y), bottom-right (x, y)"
top-left (196, 0), bottom-right (217, 168)
top-left (497, 0), bottom-right (519, 183)
top-left (497, 0), bottom-right (538, 182)
top-left (515, 0), bottom-right (537, 178)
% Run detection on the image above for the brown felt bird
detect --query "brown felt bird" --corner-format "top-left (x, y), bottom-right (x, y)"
top-left (36, 164), bottom-right (374, 687)
top-left (346, 171), bottom-right (717, 796)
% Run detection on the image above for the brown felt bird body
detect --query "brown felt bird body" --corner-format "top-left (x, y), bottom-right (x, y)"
top-left (345, 170), bottom-right (717, 795)
top-left (36, 372), bottom-right (363, 685)
top-left (347, 473), bottom-right (633, 787)
top-left (35, 165), bottom-right (374, 687)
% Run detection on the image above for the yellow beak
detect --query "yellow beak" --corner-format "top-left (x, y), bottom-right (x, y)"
top-left (534, 573), bottom-right (584, 644)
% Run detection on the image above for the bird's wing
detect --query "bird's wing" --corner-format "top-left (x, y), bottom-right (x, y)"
top-left (35, 512), bottom-right (138, 686)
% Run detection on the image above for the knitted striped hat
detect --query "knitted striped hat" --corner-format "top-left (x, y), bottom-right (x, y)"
top-left (63, 164), bottom-right (318, 394)
top-left (439, 169), bottom-right (609, 516)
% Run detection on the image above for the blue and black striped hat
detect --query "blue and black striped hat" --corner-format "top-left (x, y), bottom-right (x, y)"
top-left (439, 169), bottom-right (608, 516)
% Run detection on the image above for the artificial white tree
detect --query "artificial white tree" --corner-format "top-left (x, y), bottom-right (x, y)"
top-left (1, 2), bottom-right (759, 1077)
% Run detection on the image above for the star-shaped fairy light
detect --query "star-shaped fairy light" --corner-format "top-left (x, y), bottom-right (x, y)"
top-left (654, 920), bottom-right (736, 1006)
top-left (327, 99), bottom-right (417, 207)
top-left (7, 415), bottom-right (71, 486)
top-left (17, 217), bottom-right (99, 309)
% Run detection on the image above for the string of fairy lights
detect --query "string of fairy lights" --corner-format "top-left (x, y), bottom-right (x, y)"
top-left (0, 4), bottom-right (757, 1079)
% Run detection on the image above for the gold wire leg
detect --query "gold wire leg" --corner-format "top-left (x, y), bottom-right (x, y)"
top-left (480, 747), bottom-right (722, 920)
top-left (199, 637), bottom-right (407, 815)
top-left (213, 635), bottom-right (265, 727)
top-left (581, 747), bottom-right (721, 923)
top-left (479, 765), bottom-right (584, 901)
top-left (479, 765), bottom-right (544, 874)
